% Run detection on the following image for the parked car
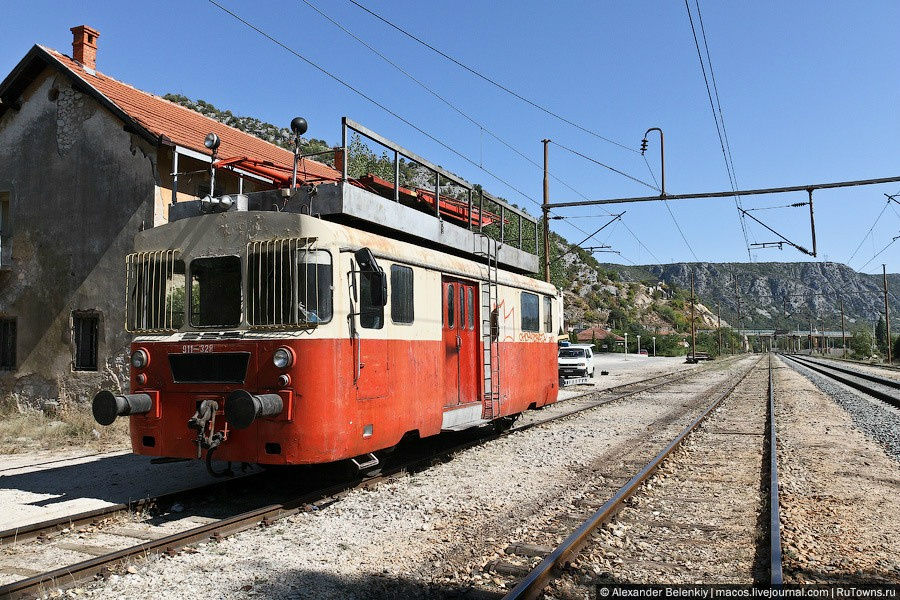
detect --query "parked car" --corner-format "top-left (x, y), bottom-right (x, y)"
top-left (639, 349), bottom-right (648, 356)
top-left (558, 345), bottom-right (595, 378)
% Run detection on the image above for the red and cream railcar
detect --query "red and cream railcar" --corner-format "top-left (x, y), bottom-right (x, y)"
top-left (93, 209), bottom-right (562, 469)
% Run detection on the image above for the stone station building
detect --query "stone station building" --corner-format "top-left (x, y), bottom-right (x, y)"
top-left (0, 26), bottom-right (337, 409)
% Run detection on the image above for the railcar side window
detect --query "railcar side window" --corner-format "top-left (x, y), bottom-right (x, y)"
top-left (458, 285), bottom-right (464, 330)
top-left (390, 264), bottom-right (414, 324)
top-left (467, 287), bottom-right (474, 330)
top-left (190, 256), bottom-right (242, 328)
top-left (544, 295), bottom-right (553, 333)
top-left (521, 292), bottom-right (539, 332)
top-left (446, 284), bottom-right (455, 328)
top-left (126, 252), bottom-right (185, 332)
top-left (360, 270), bottom-right (384, 329)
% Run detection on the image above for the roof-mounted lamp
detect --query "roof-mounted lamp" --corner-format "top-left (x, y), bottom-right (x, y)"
top-left (204, 132), bottom-right (221, 197)
top-left (290, 117), bottom-right (308, 189)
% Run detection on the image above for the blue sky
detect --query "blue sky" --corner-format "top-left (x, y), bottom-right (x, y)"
top-left (3, 1), bottom-right (899, 273)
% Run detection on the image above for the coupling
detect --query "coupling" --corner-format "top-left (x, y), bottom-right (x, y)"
top-left (224, 390), bottom-right (283, 430)
top-left (92, 391), bottom-right (153, 426)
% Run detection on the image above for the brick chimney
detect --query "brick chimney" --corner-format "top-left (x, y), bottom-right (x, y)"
top-left (70, 25), bottom-right (100, 70)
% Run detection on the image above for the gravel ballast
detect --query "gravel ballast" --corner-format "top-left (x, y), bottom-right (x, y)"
top-left (783, 357), bottom-right (900, 461)
top-left (774, 356), bottom-right (900, 583)
top-left (64, 358), bottom-right (757, 599)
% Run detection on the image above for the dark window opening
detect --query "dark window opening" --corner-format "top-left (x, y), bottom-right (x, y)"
top-left (0, 318), bottom-right (15, 370)
top-left (359, 270), bottom-right (384, 329)
top-left (265, 442), bottom-right (282, 455)
top-left (73, 311), bottom-right (100, 371)
top-left (390, 264), bottom-right (414, 324)
top-left (544, 296), bottom-right (553, 333)
top-left (190, 256), bottom-right (242, 328)
top-left (446, 284), bottom-right (455, 328)
top-left (521, 292), bottom-right (539, 332)
top-left (142, 435), bottom-right (156, 447)
top-left (467, 287), bottom-right (474, 330)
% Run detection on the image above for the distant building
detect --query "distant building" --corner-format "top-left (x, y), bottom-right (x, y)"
top-left (0, 26), bottom-right (338, 408)
top-left (575, 327), bottom-right (624, 351)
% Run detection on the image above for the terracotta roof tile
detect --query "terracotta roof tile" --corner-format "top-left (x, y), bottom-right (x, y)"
top-left (42, 46), bottom-right (339, 183)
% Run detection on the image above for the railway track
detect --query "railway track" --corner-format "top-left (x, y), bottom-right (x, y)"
top-left (0, 359), bottom-right (733, 599)
top-left (782, 354), bottom-right (900, 408)
top-left (496, 355), bottom-right (782, 598)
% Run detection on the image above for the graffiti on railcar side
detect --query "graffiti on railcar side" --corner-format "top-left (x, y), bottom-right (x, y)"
top-left (518, 331), bottom-right (551, 343)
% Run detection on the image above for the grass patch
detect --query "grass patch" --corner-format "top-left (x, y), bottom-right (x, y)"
top-left (0, 404), bottom-right (130, 454)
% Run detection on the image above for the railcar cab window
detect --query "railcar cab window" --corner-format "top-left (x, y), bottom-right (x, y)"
top-left (125, 253), bottom-right (185, 332)
top-left (390, 264), bottom-right (414, 324)
top-left (247, 244), bottom-right (333, 327)
top-left (190, 256), bottom-right (241, 328)
top-left (521, 292), bottom-right (540, 332)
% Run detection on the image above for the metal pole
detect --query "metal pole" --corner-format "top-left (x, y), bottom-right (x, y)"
top-left (841, 298), bottom-right (846, 357)
top-left (394, 150), bottom-right (400, 203)
top-left (434, 173), bottom-right (440, 218)
top-left (542, 139), bottom-right (551, 283)
top-left (171, 150), bottom-right (179, 205)
top-left (643, 127), bottom-right (665, 196)
top-left (341, 117), bottom-right (348, 182)
top-left (885, 264), bottom-right (893, 365)
top-left (733, 274), bottom-right (742, 353)
top-left (545, 174), bottom-right (900, 209)
top-left (807, 189), bottom-right (817, 257)
top-left (690, 271), bottom-right (696, 361)
top-left (479, 189), bottom-right (485, 233)
top-left (717, 303), bottom-right (722, 355)
top-left (652, 336), bottom-right (656, 357)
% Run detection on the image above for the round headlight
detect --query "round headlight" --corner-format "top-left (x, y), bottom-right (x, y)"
top-left (273, 347), bottom-right (293, 369)
top-left (130, 349), bottom-right (149, 370)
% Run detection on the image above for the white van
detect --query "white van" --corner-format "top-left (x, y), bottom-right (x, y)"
top-left (558, 344), bottom-right (595, 378)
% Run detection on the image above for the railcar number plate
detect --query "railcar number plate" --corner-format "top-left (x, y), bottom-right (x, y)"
top-left (182, 344), bottom-right (215, 354)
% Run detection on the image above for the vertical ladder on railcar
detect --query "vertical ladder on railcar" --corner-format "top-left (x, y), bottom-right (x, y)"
top-left (476, 234), bottom-right (501, 419)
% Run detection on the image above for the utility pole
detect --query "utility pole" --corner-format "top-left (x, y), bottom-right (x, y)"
top-left (885, 264), bottom-right (893, 365)
top-left (809, 315), bottom-right (814, 355)
top-left (717, 303), bottom-right (722, 356)
top-left (690, 271), bottom-right (697, 361)
top-left (840, 298), bottom-right (846, 357)
top-left (733, 273), bottom-right (742, 353)
top-left (542, 139), bottom-right (551, 283)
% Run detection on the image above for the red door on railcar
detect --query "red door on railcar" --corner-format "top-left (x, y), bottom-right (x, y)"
top-left (442, 277), bottom-right (480, 407)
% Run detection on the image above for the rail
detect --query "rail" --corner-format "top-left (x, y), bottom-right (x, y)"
top-left (783, 354), bottom-right (900, 409)
top-left (768, 353), bottom-right (783, 585)
top-left (502, 356), bottom-right (763, 600)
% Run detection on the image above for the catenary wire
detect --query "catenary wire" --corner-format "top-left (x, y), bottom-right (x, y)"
top-left (207, 0), bottom-right (542, 209)
top-left (845, 195), bottom-right (893, 265)
top-left (684, 0), bottom-right (753, 259)
top-left (296, 0), bottom-right (638, 203)
top-left (858, 233), bottom-right (900, 271)
top-left (548, 141), bottom-right (659, 191)
top-left (347, 0), bottom-right (639, 155)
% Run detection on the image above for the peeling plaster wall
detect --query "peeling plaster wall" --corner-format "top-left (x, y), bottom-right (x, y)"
top-left (0, 69), bottom-right (157, 410)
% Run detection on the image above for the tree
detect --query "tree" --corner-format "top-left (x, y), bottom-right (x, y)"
top-left (848, 324), bottom-right (874, 359)
top-left (875, 315), bottom-right (888, 354)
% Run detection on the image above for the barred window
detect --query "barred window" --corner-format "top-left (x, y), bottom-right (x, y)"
top-left (390, 264), bottom-right (414, 324)
top-left (247, 240), bottom-right (332, 328)
top-left (0, 318), bottom-right (15, 370)
top-left (73, 311), bottom-right (99, 371)
top-left (521, 292), bottom-right (539, 332)
top-left (126, 251), bottom-right (185, 332)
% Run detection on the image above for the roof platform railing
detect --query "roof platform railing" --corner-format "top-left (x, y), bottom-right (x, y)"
top-left (339, 117), bottom-right (539, 254)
